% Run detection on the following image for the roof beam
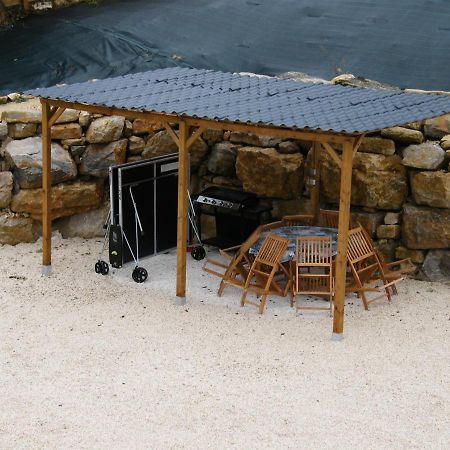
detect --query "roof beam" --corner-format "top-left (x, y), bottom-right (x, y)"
top-left (46, 99), bottom-right (180, 124)
top-left (184, 117), bottom-right (354, 144)
top-left (44, 98), bottom-right (359, 145)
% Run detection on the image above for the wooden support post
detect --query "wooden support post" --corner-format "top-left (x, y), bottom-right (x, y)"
top-left (332, 140), bottom-right (354, 338)
top-left (176, 121), bottom-right (189, 302)
top-left (41, 100), bottom-right (52, 275)
top-left (311, 142), bottom-right (321, 222)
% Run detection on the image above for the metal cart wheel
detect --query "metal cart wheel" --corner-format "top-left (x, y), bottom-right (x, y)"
top-left (95, 260), bottom-right (109, 275)
top-left (191, 245), bottom-right (206, 261)
top-left (132, 266), bottom-right (148, 283)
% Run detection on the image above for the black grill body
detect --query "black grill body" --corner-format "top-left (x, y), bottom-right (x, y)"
top-left (195, 187), bottom-right (271, 248)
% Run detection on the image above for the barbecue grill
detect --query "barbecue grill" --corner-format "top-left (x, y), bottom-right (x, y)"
top-left (195, 187), bottom-right (272, 248)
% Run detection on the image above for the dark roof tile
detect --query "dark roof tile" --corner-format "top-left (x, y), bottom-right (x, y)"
top-left (25, 67), bottom-right (450, 134)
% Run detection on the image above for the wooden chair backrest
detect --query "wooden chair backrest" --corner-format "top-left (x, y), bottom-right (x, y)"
top-left (319, 209), bottom-right (339, 228)
top-left (261, 221), bottom-right (284, 231)
top-left (347, 227), bottom-right (375, 264)
top-left (295, 236), bottom-right (332, 266)
top-left (254, 234), bottom-right (289, 267)
top-left (319, 209), bottom-right (356, 229)
top-left (282, 214), bottom-right (315, 226)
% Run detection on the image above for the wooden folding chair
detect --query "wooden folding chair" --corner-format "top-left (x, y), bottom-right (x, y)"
top-left (319, 209), bottom-right (355, 229)
top-left (318, 209), bottom-right (339, 228)
top-left (282, 214), bottom-right (315, 226)
top-left (294, 236), bottom-right (334, 315)
top-left (261, 221), bottom-right (284, 231)
top-left (240, 234), bottom-right (291, 314)
top-left (359, 223), bottom-right (415, 294)
top-left (203, 226), bottom-right (262, 296)
top-left (346, 227), bottom-right (402, 310)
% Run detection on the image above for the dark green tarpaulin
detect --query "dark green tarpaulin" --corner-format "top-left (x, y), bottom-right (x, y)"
top-left (1, 0), bottom-right (450, 94)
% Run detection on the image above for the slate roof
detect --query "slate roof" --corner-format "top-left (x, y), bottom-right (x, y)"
top-left (26, 67), bottom-right (450, 134)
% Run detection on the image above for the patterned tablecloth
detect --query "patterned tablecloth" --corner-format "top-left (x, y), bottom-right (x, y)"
top-left (249, 226), bottom-right (338, 262)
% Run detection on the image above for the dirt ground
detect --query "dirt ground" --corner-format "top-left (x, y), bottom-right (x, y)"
top-left (0, 236), bottom-right (449, 449)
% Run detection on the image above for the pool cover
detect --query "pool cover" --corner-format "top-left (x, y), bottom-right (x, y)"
top-left (1, 0), bottom-right (450, 95)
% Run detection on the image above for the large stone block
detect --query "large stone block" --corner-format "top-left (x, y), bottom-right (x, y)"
top-left (229, 132), bottom-right (282, 147)
top-left (421, 250), bottom-right (450, 283)
top-left (271, 198), bottom-right (312, 219)
top-left (423, 114), bottom-right (450, 140)
top-left (0, 212), bottom-right (38, 245)
top-left (1, 108), bottom-right (79, 124)
top-left (440, 135), bottom-right (450, 150)
top-left (79, 139), bottom-right (128, 178)
top-left (402, 204), bottom-right (450, 249)
top-left (10, 180), bottom-right (103, 220)
top-left (0, 171), bottom-right (13, 208)
top-left (0, 121), bottom-right (7, 139)
top-left (377, 224), bottom-right (400, 239)
top-left (86, 116), bottom-right (125, 143)
top-left (142, 130), bottom-right (208, 169)
top-left (132, 119), bottom-right (165, 135)
top-left (202, 129), bottom-right (224, 143)
top-left (351, 211), bottom-right (385, 237)
top-left (395, 246), bottom-right (425, 264)
top-left (402, 142), bottom-right (445, 170)
top-left (277, 141), bottom-right (302, 154)
top-left (128, 136), bottom-right (145, 155)
top-left (320, 151), bottom-right (407, 210)
top-left (236, 147), bottom-right (303, 199)
top-left (411, 171), bottom-right (450, 208)
top-left (51, 123), bottom-right (82, 140)
top-left (56, 202), bottom-right (109, 238)
top-left (207, 142), bottom-right (238, 176)
top-left (380, 127), bottom-right (424, 145)
top-left (358, 137), bottom-right (395, 155)
top-left (4, 136), bottom-right (77, 189)
top-left (1, 110), bottom-right (41, 123)
top-left (7, 123), bottom-right (37, 139)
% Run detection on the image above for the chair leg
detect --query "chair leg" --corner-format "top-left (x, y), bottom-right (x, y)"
top-left (218, 280), bottom-right (225, 297)
top-left (240, 289), bottom-right (247, 307)
top-left (360, 291), bottom-right (369, 310)
top-left (258, 295), bottom-right (267, 314)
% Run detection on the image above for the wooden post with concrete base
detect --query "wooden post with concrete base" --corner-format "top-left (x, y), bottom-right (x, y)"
top-left (176, 121), bottom-right (189, 304)
top-left (41, 100), bottom-right (52, 276)
top-left (310, 141), bottom-right (321, 222)
top-left (332, 139), bottom-right (355, 339)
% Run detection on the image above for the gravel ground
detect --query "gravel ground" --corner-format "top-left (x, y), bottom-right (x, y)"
top-left (0, 236), bottom-right (449, 449)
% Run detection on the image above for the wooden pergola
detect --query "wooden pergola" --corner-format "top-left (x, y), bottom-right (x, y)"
top-left (31, 67), bottom-right (450, 337)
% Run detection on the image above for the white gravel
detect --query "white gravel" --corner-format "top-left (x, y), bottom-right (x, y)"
top-left (1, 236), bottom-right (449, 449)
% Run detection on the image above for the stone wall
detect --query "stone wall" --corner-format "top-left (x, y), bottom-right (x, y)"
top-left (0, 99), bottom-right (449, 282)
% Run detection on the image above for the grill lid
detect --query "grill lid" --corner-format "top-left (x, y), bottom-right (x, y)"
top-left (195, 187), bottom-right (258, 210)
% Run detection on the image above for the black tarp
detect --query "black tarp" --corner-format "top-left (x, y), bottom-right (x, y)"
top-left (1, 0), bottom-right (450, 95)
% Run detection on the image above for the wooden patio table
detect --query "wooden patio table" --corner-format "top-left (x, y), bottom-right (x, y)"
top-left (249, 225), bottom-right (338, 263)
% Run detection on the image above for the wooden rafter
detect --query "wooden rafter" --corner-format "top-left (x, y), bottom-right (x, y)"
top-left (48, 107), bottom-right (66, 128)
top-left (186, 126), bottom-right (205, 150)
top-left (161, 121), bottom-right (180, 147)
top-left (352, 134), bottom-right (365, 158)
top-left (321, 142), bottom-right (342, 168)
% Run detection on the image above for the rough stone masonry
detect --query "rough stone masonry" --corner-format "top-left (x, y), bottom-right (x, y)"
top-left (0, 89), bottom-right (449, 282)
